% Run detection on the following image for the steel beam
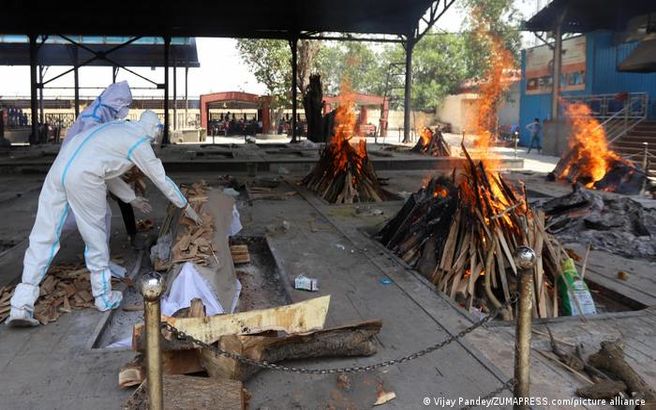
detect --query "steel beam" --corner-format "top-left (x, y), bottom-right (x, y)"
top-left (73, 47), bottom-right (80, 118)
top-left (173, 55), bottom-right (177, 131)
top-left (29, 35), bottom-right (38, 144)
top-left (185, 66), bottom-right (189, 128)
top-left (163, 36), bottom-right (170, 144)
top-left (403, 36), bottom-right (414, 143)
top-left (290, 36), bottom-right (298, 143)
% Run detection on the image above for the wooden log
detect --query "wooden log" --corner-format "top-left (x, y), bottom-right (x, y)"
top-left (123, 375), bottom-right (246, 410)
top-left (133, 296), bottom-right (331, 350)
top-left (199, 320), bottom-right (382, 381)
top-left (119, 356), bottom-right (145, 388)
top-left (588, 340), bottom-right (656, 406)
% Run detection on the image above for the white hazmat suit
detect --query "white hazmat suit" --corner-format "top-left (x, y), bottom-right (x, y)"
top-left (61, 81), bottom-right (136, 235)
top-left (8, 111), bottom-right (190, 326)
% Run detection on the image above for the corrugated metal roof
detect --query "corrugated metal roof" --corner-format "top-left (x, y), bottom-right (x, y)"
top-left (0, 0), bottom-right (433, 38)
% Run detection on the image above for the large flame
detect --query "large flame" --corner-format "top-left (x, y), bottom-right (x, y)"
top-left (560, 102), bottom-right (621, 186)
top-left (331, 83), bottom-right (358, 173)
top-left (469, 8), bottom-right (515, 160)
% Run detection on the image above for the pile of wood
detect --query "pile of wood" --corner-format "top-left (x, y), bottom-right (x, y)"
top-left (544, 334), bottom-right (656, 405)
top-left (302, 138), bottom-right (389, 203)
top-left (230, 245), bottom-right (250, 265)
top-left (155, 181), bottom-right (215, 271)
top-left (411, 127), bottom-right (451, 157)
top-left (0, 263), bottom-right (114, 325)
top-left (122, 296), bottom-right (381, 407)
top-left (378, 146), bottom-right (567, 319)
top-left (542, 184), bottom-right (656, 260)
top-left (549, 149), bottom-right (645, 195)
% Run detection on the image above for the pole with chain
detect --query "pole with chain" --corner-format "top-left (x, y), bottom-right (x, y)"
top-left (141, 272), bottom-right (164, 410)
top-left (513, 246), bottom-right (536, 410)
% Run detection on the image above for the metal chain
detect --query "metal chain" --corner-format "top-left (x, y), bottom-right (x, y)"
top-left (460, 378), bottom-right (516, 410)
top-left (160, 293), bottom-right (518, 376)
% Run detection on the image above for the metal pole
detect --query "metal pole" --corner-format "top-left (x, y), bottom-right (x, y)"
top-left (514, 131), bottom-right (519, 158)
top-left (38, 66), bottom-right (44, 124)
top-left (29, 35), bottom-right (38, 143)
top-left (550, 15), bottom-right (564, 121)
top-left (73, 47), bottom-right (80, 118)
top-left (140, 272), bottom-right (164, 410)
top-left (112, 66), bottom-right (118, 84)
top-left (403, 35), bottom-right (414, 144)
top-left (513, 246), bottom-right (536, 410)
top-left (173, 55), bottom-right (177, 131)
top-left (290, 36), bottom-right (298, 143)
top-left (642, 142), bottom-right (649, 194)
top-left (163, 36), bottom-right (170, 145)
top-left (184, 67), bottom-right (189, 128)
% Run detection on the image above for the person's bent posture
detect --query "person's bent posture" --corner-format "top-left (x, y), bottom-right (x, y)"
top-left (8, 111), bottom-right (198, 327)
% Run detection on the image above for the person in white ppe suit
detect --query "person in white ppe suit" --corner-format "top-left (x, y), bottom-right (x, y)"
top-left (60, 81), bottom-right (150, 243)
top-left (8, 110), bottom-right (202, 327)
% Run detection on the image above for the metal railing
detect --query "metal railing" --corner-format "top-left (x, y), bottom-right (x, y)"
top-left (561, 92), bottom-right (649, 144)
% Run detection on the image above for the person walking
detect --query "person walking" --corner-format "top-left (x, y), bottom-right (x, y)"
top-left (526, 118), bottom-right (543, 154)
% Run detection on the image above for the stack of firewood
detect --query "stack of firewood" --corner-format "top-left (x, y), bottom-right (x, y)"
top-left (302, 139), bottom-right (388, 203)
top-left (0, 263), bottom-right (118, 324)
top-left (155, 181), bottom-right (215, 271)
top-left (378, 146), bottom-right (567, 319)
top-left (411, 128), bottom-right (451, 157)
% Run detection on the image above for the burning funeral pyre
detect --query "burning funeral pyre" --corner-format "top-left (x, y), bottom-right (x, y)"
top-left (411, 127), bottom-right (451, 156)
top-left (302, 88), bottom-right (389, 203)
top-left (549, 102), bottom-right (646, 194)
top-left (378, 147), bottom-right (568, 319)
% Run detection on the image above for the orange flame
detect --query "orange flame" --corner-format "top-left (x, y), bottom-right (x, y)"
top-left (468, 7), bottom-right (516, 167)
top-left (560, 102), bottom-right (621, 186)
top-left (330, 81), bottom-right (358, 172)
top-left (419, 127), bottom-right (433, 146)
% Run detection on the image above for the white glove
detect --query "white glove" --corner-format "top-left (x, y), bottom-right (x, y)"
top-left (130, 197), bottom-right (152, 214)
top-left (184, 204), bottom-right (203, 225)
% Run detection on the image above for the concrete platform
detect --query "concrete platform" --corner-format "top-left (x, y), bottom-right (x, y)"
top-left (0, 143), bottom-right (524, 175)
top-left (0, 169), bottom-right (655, 409)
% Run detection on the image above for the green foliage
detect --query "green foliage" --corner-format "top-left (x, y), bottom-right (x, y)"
top-left (236, 39), bottom-right (291, 107)
top-left (316, 42), bottom-right (388, 96)
top-left (411, 34), bottom-right (469, 111)
top-left (234, 0), bottom-right (523, 112)
top-left (459, 0), bottom-right (523, 79)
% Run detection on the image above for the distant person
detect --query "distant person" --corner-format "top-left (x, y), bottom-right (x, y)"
top-left (526, 118), bottom-right (542, 154)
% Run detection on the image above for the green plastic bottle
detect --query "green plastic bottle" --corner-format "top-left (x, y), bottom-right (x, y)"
top-left (557, 258), bottom-right (597, 316)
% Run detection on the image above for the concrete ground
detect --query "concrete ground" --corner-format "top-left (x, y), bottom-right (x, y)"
top-left (0, 144), bottom-right (654, 409)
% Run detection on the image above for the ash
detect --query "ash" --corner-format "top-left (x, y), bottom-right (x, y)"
top-left (542, 185), bottom-right (656, 260)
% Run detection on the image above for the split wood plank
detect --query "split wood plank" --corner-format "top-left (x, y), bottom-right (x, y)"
top-left (133, 295), bottom-right (331, 349)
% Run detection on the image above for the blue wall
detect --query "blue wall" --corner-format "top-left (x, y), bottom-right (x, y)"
top-left (518, 31), bottom-right (656, 146)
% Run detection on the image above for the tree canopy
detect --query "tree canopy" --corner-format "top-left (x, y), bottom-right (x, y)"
top-left (236, 0), bottom-right (523, 112)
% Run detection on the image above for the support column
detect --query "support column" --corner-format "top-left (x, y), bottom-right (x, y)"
top-left (184, 66), bottom-right (189, 128)
top-left (29, 35), bottom-right (38, 144)
top-left (173, 55), bottom-right (177, 131)
top-left (403, 36), bottom-right (415, 143)
top-left (38, 66), bottom-right (44, 124)
top-left (550, 15), bottom-right (564, 120)
top-left (73, 47), bottom-right (80, 118)
top-left (290, 36), bottom-right (298, 143)
top-left (163, 36), bottom-right (170, 144)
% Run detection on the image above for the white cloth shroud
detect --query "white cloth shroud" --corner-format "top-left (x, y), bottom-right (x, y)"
top-left (106, 262), bottom-right (241, 349)
top-left (161, 262), bottom-right (229, 316)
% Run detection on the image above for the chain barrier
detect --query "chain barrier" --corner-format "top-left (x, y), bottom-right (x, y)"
top-left (160, 293), bottom-right (518, 377)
